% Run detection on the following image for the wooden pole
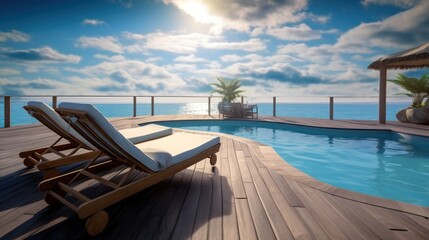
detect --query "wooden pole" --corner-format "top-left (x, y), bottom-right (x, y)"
top-left (379, 66), bottom-right (387, 124)
top-left (52, 96), bottom-right (57, 109)
top-left (208, 97), bottom-right (211, 116)
top-left (133, 96), bottom-right (137, 117)
top-left (151, 96), bottom-right (154, 116)
top-left (4, 96), bottom-right (10, 128)
top-left (273, 97), bottom-right (276, 117)
top-left (329, 97), bottom-right (334, 120)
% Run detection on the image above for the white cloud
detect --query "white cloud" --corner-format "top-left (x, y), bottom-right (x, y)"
top-left (94, 54), bottom-right (126, 61)
top-left (221, 54), bottom-right (243, 62)
top-left (0, 30), bottom-right (30, 42)
top-left (205, 38), bottom-right (266, 52)
top-left (2, 46), bottom-right (81, 63)
top-left (265, 24), bottom-right (322, 41)
top-left (82, 19), bottom-right (105, 26)
top-left (0, 68), bottom-right (20, 75)
top-left (76, 36), bottom-right (123, 53)
top-left (174, 54), bottom-right (208, 62)
top-left (124, 31), bottom-right (266, 54)
top-left (335, 1), bottom-right (429, 52)
top-left (361, 0), bottom-right (418, 8)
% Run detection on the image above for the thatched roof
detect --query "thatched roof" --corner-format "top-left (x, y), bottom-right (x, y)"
top-left (368, 42), bottom-right (429, 70)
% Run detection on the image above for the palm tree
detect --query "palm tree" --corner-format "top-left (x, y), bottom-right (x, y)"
top-left (211, 76), bottom-right (245, 102)
top-left (388, 73), bottom-right (429, 108)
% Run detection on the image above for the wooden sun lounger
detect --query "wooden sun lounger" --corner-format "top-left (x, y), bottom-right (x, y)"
top-left (21, 102), bottom-right (173, 179)
top-left (39, 103), bottom-right (220, 236)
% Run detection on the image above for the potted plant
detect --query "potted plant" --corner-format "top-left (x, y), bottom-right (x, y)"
top-left (211, 76), bottom-right (245, 117)
top-left (388, 73), bottom-right (429, 124)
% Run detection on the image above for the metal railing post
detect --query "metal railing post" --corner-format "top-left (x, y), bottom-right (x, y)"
top-left (133, 96), bottom-right (137, 117)
top-left (4, 96), bottom-right (11, 128)
top-left (151, 96), bottom-right (154, 116)
top-left (52, 96), bottom-right (57, 109)
top-left (329, 97), bottom-right (334, 120)
top-left (273, 96), bottom-right (276, 117)
top-left (208, 97), bottom-right (211, 116)
top-left (241, 96), bottom-right (244, 105)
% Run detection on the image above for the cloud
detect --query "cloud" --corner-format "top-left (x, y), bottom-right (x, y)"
top-left (221, 54), bottom-right (243, 62)
top-left (163, 0), bottom-right (310, 33)
top-left (264, 24), bottom-right (324, 41)
top-left (82, 19), bottom-right (105, 26)
top-left (94, 54), bottom-right (126, 61)
top-left (0, 30), bottom-right (30, 42)
top-left (2, 46), bottom-right (81, 63)
top-left (0, 68), bottom-right (20, 75)
top-left (174, 54), bottom-right (208, 62)
top-left (361, 0), bottom-right (418, 8)
top-left (335, 1), bottom-right (429, 51)
top-left (124, 31), bottom-right (266, 54)
top-left (0, 77), bottom-right (64, 95)
top-left (110, 70), bottom-right (132, 83)
top-left (76, 36), bottom-right (123, 53)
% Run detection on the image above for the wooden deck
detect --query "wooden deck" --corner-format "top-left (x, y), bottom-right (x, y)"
top-left (1, 115), bottom-right (429, 239)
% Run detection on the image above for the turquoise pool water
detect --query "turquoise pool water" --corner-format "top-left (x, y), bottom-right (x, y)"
top-left (148, 120), bottom-right (429, 206)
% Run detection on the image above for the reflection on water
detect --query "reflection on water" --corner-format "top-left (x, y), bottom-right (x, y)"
top-left (153, 120), bottom-right (429, 206)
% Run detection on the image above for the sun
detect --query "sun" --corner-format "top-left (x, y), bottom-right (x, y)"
top-left (180, 1), bottom-right (218, 24)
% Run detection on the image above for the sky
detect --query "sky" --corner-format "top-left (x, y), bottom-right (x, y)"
top-left (0, 0), bottom-right (428, 99)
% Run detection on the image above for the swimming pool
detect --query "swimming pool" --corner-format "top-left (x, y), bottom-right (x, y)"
top-left (145, 120), bottom-right (429, 206)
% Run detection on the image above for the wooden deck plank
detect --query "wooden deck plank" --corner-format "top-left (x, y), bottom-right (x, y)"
top-left (1, 115), bottom-right (429, 239)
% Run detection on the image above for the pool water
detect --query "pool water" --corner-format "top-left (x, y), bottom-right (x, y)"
top-left (148, 120), bottom-right (429, 206)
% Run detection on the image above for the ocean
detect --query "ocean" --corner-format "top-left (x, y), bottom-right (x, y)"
top-left (0, 101), bottom-right (409, 127)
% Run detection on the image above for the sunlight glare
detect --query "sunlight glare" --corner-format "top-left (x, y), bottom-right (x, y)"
top-left (181, 1), bottom-right (218, 24)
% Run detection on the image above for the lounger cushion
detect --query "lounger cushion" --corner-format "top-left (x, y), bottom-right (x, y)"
top-left (28, 101), bottom-right (96, 150)
top-left (135, 132), bottom-right (220, 168)
top-left (58, 102), bottom-right (163, 171)
top-left (118, 124), bottom-right (172, 144)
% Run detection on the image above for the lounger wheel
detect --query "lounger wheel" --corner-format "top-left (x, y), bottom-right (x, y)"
top-left (23, 156), bottom-right (37, 168)
top-left (86, 210), bottom-right (109, 236)
top-left (210, 154), bottom-right (217, 166)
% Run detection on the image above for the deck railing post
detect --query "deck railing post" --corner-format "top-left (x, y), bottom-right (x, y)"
top-left (4, 96), bottom-right (11, 128)
top-left (241, 96), bottom-right (244, 105)
top-left (52, 96), bottom-right (57, 109)
top-left (273, 96), bottom-right (276, 117)
top-left (208, 97), bottom-right (211, 116)
top-left (329, 97), bottom-right (334, 120)
top-left (151, 96), bottom-right (154, 116)
top-left (133, 96), bottom-right (137, 117)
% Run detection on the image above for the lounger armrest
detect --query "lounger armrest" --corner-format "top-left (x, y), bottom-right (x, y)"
top-left (37, 150), bottom-right (103, 170)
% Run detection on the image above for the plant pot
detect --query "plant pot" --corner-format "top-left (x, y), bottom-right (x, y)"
top-left (405, 106), bottom-right (429, 124)
top-left (396, 108), bottom-right (410, 123)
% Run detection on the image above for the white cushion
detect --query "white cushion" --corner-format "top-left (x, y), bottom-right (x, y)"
top-left (118, 124), bottom-right (172, 144)
top-left (27, 101), bottom-right (96, 150)
top-left (58, 102), bottom-right (162, 171)
top-left (135, 132), bottom-right (220, 168)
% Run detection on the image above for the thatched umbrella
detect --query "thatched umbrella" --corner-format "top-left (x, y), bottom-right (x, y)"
top-left (368, 42), bottom-right (429, 124)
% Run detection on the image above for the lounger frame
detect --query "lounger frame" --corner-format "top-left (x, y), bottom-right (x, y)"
top-left (20, 105), bottom-right (98, 178)
top-left (39, 107), bottom-right (220, 236)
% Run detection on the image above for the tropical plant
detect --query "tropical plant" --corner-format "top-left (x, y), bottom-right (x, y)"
top-left (388, 73), bottom-right (429, 108)
top-left (211, 76), bottom-right (245, 102)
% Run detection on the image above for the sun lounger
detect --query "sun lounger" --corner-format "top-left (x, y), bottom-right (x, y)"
top-left (39, 102), bottom-right (220, 236)
top-left (21, 101), bottom-right (173, 178)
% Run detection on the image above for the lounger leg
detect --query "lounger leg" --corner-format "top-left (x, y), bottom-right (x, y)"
top-left (44, 187), bottom-right (67, 206)
top-left (86, 211), bottom-right (109, 236)
top-left (210, 154), bottom-right (217, 166)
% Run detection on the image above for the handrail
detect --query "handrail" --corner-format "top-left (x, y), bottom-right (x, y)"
top-left (1, 95), bottom-right (408, 128)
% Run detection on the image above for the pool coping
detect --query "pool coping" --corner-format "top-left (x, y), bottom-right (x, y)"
top-left (143, 118), bottom-right (429, 219)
